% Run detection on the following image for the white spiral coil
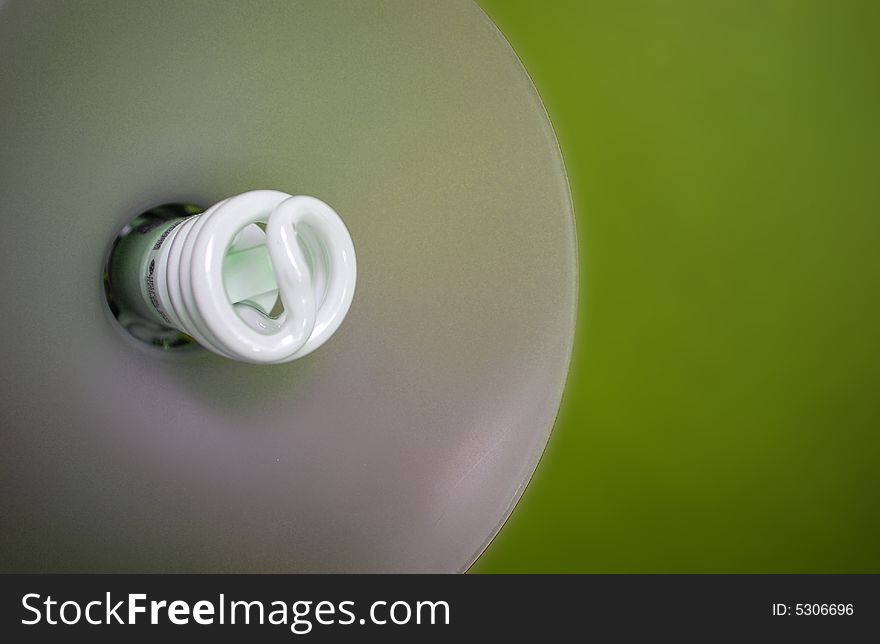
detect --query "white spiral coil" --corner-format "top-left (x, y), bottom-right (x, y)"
top-left (142, 190), bottom-right (356, 364)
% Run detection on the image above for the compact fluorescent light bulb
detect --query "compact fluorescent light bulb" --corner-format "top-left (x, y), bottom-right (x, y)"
top-left (106, 190), bottom-right (356, 364)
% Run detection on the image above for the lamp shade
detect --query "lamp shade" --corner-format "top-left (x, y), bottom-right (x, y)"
top-left (0, 0), bottom-right (576, 572)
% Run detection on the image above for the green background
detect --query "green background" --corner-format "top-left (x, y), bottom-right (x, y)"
top-left (473, 0), bottom-right (880, 572)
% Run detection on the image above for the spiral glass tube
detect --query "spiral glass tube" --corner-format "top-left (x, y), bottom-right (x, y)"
top-left (106, 190), bottom-right (356, 364)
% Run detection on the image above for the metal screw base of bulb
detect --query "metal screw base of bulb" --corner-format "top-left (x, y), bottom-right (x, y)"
top-left (103, 202), bottom-right (205, 352)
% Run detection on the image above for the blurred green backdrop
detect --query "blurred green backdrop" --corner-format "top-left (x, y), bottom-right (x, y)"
top-left (473, 0), bottom-right (880, 572)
